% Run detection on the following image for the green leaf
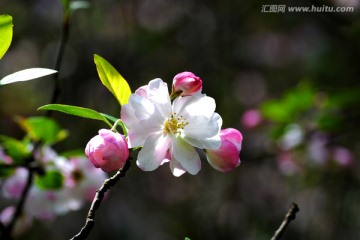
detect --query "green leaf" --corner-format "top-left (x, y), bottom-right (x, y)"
top-left (100, 112), bottom-right (118, 123)
top-left (94, 54), bottom-right (132, 106)
top-left (0, 14), bottom-right (13, 59)
top-left (38, 104), bottom-right (113, 127)
top-left (16, 116), bottom-right (68, 145)
top-left (0, 68), bottom-right (57, 87)
top-left (0, 135), bottom-right (31, 163)
top-left (35, 170), bottom-right (64, 190)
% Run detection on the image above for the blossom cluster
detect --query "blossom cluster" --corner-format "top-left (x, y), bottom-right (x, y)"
top-left (0, 146), bottom-right (107, 235)
top-left (86, 71), bottom-right (243, 176)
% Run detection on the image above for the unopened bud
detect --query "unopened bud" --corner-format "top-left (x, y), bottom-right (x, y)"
top-left (206, 128), bottom-right (243, 172)
top-left (171, 71), bottom-right (202, 98)
top-left (85, 129), bottom-right (129, 172)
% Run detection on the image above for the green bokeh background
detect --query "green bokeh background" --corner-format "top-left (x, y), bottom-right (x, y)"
top-left (1, 0), bottom-right (360, 239)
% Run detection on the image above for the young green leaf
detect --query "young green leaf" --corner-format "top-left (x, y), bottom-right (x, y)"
top-left (0, 68), bottom-right (57, 87)
top-left (0, 14), bottom-right (13, 59)
top-left (94, 54), bottom-right (132, 106)
top-left (16, 116), bottom-right (68, 145)
top-left (38, 104), bottom-right (113, 127)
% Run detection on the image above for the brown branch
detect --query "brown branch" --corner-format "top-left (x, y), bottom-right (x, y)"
top-left (70, 160), bottom-right (131, 240)
top-left (271, 203), bottom-right (299, 240)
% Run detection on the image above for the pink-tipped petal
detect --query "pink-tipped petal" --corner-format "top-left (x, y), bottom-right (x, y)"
top-left (206, 139), bottom-right (240, 172)
top-left (205, 128), bottom-right (243, 172)
top-left (220, 128), bottom-right (243, 151)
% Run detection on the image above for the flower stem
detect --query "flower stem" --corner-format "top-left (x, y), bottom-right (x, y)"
top-left (110, 119), bottom-right (122, 132)
top-left (110, 119), bottom-right (128, 136)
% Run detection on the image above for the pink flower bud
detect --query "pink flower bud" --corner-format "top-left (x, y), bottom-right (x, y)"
top-left (85, 129), bottom-right (129, 172)
top-left (172, 71), bottom-right (202, 96)
top-left (206, 128), bottom-right (243, 172)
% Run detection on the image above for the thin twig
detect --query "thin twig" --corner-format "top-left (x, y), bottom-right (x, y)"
top-left (70, 160), bottom-right (131, 240)
top-left (271, 203), bottom-right (299, 240)
top-left (46, 9), bottom-right (70, 117)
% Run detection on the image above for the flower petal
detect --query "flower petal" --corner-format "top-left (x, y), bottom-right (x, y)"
top-left (183, 134), bottom-right (221, 150)
top-left (136, 134), bottom-right (170, 171)
top-left (206, 139), bottom-right (240, 172)
top-left (120, 101), bottom-right (137, 128)
top-left (146, 78), bottom-right (172, 116)
top-left (220, 128), bottom-right (243, 151)
top-left (182, 113), bottom-right (222, 149)
top-left (127, 118), bottom-right (163, 147)
top-left (131, 94), bottom-right (156, 121)
top-left (173, 93), bottom-right (216, 118)
top-left (171, 136), bottom-right (201, 175)
top-left (169, 158), bottom-right (186, 177)
top-left (184, 114), bottom-right (220, 139)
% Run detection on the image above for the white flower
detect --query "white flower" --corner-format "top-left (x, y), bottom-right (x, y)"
top-left (121, 78), bottom-right (222, 176)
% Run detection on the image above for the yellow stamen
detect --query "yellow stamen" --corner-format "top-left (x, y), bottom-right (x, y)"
top-left (163, 113), bottom-right (189, 134)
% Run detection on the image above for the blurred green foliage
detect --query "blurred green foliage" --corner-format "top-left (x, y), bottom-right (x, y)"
top-left (34, 169), bottom-right (64, 190)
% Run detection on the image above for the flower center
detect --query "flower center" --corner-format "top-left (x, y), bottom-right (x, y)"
top-left (72, 169), bottom-right (84, 183)
top-left (163, 112), bottom-right (189, 134)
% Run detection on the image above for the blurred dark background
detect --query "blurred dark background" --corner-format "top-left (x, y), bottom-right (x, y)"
top-left (1, 0), bottom-right (360, 239)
